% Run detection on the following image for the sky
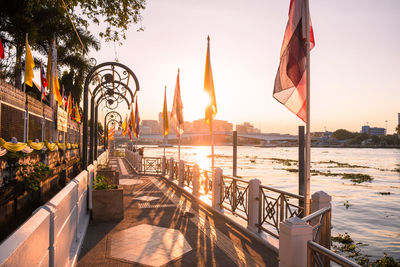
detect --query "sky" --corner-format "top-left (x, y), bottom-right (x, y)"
top-left (87, 0), bottom-right (400, 134)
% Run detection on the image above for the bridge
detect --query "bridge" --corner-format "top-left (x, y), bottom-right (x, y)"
top-left (114, 132), bottom-right (299, 142)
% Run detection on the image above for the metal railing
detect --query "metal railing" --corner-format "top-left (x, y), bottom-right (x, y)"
top-left (183, 165), bottom-right (194, 188)
top-left (307, 241), bottom-right (360, 267)
top-left (258, 185), bottom-right (304, 238)
top-left (141, 157), bottom-right (161, 174)
top-left (220, 176), bottom-right (249, 221)
top-left (165, 159), bottom-right (170, 175)
top-left (173, 162), bottom-right (179, 180)
top-left (199, 169), bottom-right (212, 195)
top-left (303, 205), bottom-right (332, 266)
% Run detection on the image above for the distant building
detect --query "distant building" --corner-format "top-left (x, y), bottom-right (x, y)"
top-left (361, 125), bottom-right (386, 136)
top-left (183, 121), bottom-right (193, 132)
top-left (141, 120), bottom-right (160, 134)
top-left (192, 119), bottom-right (232, 132)
top-left (158, 111), bottom-right (177, 134)
top-left (398, 113), bottom-right (400, 126)
top-left (236, 122), bottom-right (260, 133)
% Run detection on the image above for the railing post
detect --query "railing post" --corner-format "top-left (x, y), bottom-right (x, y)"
top-left (247, 178), bottom-right (261, 233)
top-left (204, 171), bottom-right (209, 195)
top-left (169, 158), bottom-right (174, 180)
top-left (193, 164), bottom-right (200, 197)
top-left (279, 217), bottom-right (313, 267)
top-left (212, 168), bottom-right (223, 211)
top-left (179, 160), bottom-right (184, 187)
top-left (311, 191), bottom-right (332, 252)
top-left (138, 155), bottom-right (142, 172)
top-left (161, 156), bottom-right (166, 176)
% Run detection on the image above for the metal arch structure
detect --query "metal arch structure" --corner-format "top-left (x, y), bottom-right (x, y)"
top-left (105, 118), bottom-right (121, 150)
top-left (92, 93), bottom-right (131, 159)
top-left (103, 111), bottom-right (122, 150)
top-left (83, 62), bottom-right (140, 169)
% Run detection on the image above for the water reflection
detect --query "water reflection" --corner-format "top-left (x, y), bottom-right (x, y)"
top-left (143, 145), bottom-right (400, 260)
top-left (193, 146), bottom-right (211, 170)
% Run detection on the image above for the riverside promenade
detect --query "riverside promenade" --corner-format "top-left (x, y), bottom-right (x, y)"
top-left (77, 156), bottom-right (278, 266)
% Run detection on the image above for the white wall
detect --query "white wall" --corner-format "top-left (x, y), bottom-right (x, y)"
top-left (0, 151), bottom-right (105, 267)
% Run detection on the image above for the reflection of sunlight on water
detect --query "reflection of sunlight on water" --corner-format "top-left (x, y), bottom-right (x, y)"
top-left (193, 146), bottom-right (211, 170)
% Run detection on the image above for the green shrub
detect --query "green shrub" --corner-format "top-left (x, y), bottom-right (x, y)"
top-left (94, 174), bottom-right (116, 190)
top-left (17, 162), bottom-right (52, 192)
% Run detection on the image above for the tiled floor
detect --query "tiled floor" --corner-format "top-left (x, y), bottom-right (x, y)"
top-left (77, 156), bottom-right (278, 267)
top-left (110, 224), bottom-right (192, 266)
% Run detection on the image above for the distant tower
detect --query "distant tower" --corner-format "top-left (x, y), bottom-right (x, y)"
top-left (398, 113), bottom-right (400, 126)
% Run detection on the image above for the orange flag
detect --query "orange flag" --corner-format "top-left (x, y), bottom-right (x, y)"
top-left (170, 69), bottom-right (184, 137)
top-left (204, 36), bottom-right (217, 129)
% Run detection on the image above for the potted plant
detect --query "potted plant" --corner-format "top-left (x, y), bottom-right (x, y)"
top-left (92, 174), bottom-right (124, 221)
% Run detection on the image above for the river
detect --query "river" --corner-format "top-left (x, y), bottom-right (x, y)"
top-left (141, 145), bottom-right (400, 261)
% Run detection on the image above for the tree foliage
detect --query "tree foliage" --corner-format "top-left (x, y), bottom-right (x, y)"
top-left (332, 129), bottom-right (355, 140)
top-left (0, 0), bottom-right (145, 92)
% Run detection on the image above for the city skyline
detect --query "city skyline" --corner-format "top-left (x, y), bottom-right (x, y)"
top-left (87, 0), bottom-right (400, 134)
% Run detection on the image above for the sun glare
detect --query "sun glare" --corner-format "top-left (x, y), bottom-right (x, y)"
top-left (193, 146), bottom-right (211, 171)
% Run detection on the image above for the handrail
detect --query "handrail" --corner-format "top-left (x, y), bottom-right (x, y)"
top-left (258, 185), bottom-right (304, 238)
top-left (307, 240), bottom-right (360, 267)
top-left (220, 174), bottom-right (249, 221)
top-left (303, 206), bottom-right (331, 222)
top-left (304, 205), bottom-right (332, 250)
top-left (141, 157), bottom-right (161, 174)
top-left (260, 184), bottom-right (305, 200)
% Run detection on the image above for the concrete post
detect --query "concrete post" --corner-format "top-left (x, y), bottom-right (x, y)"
top-left (311, 191), bottom-right (332, 253)
top-left (161, 156), bottom-right (166, 176)
top-left (311, 191), bottom-right (331, 213)
top-left (169, 158), bottom-right (174, 180)
top-left (247, 178), bottom-right (261, 233)
top-left (212, 168), bottom-right (223, 211)
top-left (279, 217), bottom-right (313, 267)
top-left (138, 155), bottom-right (142, 172)
top-left (179, 160), bottom-right (184, 187)
top-left (193, 164), bottom-right (200, 197)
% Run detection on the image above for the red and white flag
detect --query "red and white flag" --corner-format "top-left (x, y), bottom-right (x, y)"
top-left (273, 0), bottom-right (315, 122)
top-left (40, 62), bottom-right (48, 101)
top-left (170, 69), bottom-right (184, 137)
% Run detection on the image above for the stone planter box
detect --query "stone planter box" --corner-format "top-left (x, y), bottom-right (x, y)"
top-left (97, 168), bottom-right (119, 185)
top-left (92, 186), bottom-right (124, 222)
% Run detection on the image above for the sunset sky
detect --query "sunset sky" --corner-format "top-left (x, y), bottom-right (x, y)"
top-left (88, 0), bottom-right (400, 134)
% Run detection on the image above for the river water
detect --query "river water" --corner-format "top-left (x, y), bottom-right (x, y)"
top-left (142, 145), bottom-right (400, 261)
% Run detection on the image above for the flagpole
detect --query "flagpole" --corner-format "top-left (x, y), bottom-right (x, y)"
top-left (23, 33), bottom-right (28, 143)
top-left (163, 136), bottom-right (166, 158)
top-left (305, 0), bottom-right (311, 216)
top-left (178, 135), bottom-right (181, 163)
top-left (211, 117), bottom-right (214, 181)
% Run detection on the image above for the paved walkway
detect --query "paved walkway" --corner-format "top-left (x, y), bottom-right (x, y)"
top-left (77, 157), bottom-right (278, 267)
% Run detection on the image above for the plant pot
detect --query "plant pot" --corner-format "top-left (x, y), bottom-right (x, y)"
top-left (92, 186), bottom-right (124, 222)
top-left (97, 169), bottom-right (119, 185)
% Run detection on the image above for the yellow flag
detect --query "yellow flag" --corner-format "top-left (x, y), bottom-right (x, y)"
top-left (25, 37), bottom-right (35, 87)
top-left (162, 86), bottom-right (169, 137)
top-left (204, 36), bottom-right (217, 127)
top-left (121, 116), bottom-right (128, 136)
top-left (67, 93), bottom-right (72, 116)
top-left (75, 102), bottom-right (81, 123)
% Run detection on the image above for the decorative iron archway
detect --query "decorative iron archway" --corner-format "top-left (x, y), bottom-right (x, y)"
top-left (83, 62), bottom-right (140, 169)
top-left (103, 111), bottom-right (123, 150)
